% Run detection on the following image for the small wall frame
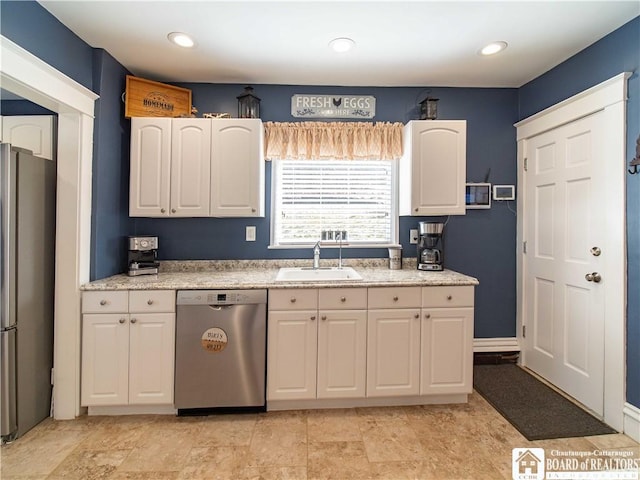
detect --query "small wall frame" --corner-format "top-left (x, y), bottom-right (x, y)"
top-left (465, 183), bottom-right (491, 209)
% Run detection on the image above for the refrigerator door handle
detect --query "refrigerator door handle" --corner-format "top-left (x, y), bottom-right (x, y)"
top-left (1, 144), bottom-right (17, 331)
top-left (1, 328), bottom-right (17, 442)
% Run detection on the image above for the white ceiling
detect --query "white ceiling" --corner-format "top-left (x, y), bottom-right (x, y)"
top-left (34, 1), bottom-right (640, 88)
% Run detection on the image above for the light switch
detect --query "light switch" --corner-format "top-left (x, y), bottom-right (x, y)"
top-left (410, 229), bottom-right (419, 244)
top-left (246, 226), bottom-right (256, 242)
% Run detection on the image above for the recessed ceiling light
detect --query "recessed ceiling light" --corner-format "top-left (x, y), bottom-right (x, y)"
top-left (329, 37), bottom-right (355, 53)
top-left (480, 41), bottom-right (508, 56)
top-left (168, 32), bottom-right (195, 48)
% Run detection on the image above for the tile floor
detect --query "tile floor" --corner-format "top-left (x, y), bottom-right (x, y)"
top-left (1, 392), bottom-right (638, 480)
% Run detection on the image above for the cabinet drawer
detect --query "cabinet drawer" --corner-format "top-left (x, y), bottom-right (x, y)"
top-left (422, 286), bottom-right (474, 308)
top-left (269, 289), bottom-right (318, 310)
top-left (367, 287), bottom-right (421, 309)
top-left (319, 288), bottom-right (367, 310)
top-left (82, 291), bottom-right (129, 313)
top-left (129, 290), bottom-right (176, 313)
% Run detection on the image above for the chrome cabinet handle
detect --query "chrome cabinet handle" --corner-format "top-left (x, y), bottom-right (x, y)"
top-left (147, 299), bottom-right (154, 305)
top-left (340, 296), bottom-right (346, 302)
top-left (447, 295), bottom-right (453, 300)
top-left (321, 315), bottom-right (327, 321)
top-left (119, 318), bottom-right (126, 324)
top-left (414, 313), bottom-right (419, 319)
top-left (290, 297), bottom-right (297, 303)
top-left (130, 318), bottom-right (137, 324)
top-left (161, 208), bottom-right (166, 213)
top-left (425, 313), bottom-right (431, 319)
top-left (590, 246), bottom-right (602, 256)
top-left (310, 315), bottom-right (316, 321)
top-left (393, 296), bottom-right (399, 302)
top-left (100, 299), bottom-right (107, 306)
top-left (171, 208), bottom-right (176, 213)
top-left (585, 272), bottom-right (602, 283)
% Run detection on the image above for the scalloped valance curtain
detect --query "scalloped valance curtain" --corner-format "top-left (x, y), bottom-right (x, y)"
top-left (264, 121), bottom-right (404, 161)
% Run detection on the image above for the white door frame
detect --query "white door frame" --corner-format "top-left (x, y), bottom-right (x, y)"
top-left (515, 72), bottom-right (631, 431)
top-left (0, 35), bottom-right (98, 419)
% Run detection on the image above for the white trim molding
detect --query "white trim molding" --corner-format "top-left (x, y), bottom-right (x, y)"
top-left (623, 402), bottom-right (640, 442)
top-left (0, 35), bottom-right (98, 419)
top-left (515, 72), bottom-right (631, 432)
top-left (473, 337), bottom-right (520, 353)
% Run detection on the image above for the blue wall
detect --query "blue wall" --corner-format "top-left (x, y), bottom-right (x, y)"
top-left (0, 1), bottom-right (94, 91)
top-left (518, 16), bottom-right (640, 408)
top-left (133, 84), bottom-right (519, 339)
top-left (90, 50), bottom-right (134, 279)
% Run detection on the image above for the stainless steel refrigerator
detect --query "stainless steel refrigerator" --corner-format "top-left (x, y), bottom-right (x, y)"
top-left (1, 143), bottom-right (56, 443)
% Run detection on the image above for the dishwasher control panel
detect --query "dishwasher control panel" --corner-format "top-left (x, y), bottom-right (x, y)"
top-left (177, 289), bottom-right (267, 306)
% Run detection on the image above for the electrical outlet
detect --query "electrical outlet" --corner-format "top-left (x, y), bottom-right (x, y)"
top-left (410, 229), bottom-right (419, 244)
top-left (246, 226), bottom-right (256, 242)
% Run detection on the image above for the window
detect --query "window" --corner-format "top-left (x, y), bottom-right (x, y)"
top-left (271, 159), bottom-right (397, 247)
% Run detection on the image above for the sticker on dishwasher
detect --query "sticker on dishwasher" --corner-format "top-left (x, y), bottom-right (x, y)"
top-left (201, 327), bottom-right (228, 353)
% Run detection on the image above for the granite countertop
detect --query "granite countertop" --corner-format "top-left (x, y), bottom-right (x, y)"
top-left (82, 259), bottom-right (479, 291)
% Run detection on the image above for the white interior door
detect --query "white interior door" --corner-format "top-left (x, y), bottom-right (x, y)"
top-left (523, 112), bottom-right (606, 415)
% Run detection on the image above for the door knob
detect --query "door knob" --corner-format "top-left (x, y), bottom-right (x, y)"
top-left (585, 272), bottom-right (602, 283)
top-left (590, 247), bottom-right (602, 257)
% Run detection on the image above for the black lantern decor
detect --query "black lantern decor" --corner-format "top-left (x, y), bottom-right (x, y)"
top-left (419, 97), bottom-right (439, 120)
top-left (237, 86), bottom-right (261, 118)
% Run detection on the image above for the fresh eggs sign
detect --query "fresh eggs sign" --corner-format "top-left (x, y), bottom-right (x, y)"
top-left (291, 94), bottom-right (376, 119)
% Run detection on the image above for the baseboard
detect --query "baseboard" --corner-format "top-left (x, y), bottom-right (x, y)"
top-left (623, 402), bottom-right (640, 442)
top-left (473, 337), bottom-right (520, 352)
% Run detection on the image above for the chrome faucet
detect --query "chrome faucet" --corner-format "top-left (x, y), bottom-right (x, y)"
top-left (313, 240), bottom-right (321, 269)
top-left (336, 231), bottom-right (344, 269)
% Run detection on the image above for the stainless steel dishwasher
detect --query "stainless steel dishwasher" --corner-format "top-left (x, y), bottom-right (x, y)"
top-left (174, 289), bottom-right (267, 413)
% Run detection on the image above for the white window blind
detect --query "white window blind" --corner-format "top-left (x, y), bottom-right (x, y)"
top-left (272, 159), bottom-right (396, 246)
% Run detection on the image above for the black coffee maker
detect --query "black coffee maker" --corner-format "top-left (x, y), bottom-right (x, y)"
top-left (417, 222), bottom-right (444, 271)
top-left (127, 236), bottom-right (159, 276)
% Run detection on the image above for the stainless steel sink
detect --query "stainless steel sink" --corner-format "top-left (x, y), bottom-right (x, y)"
top-left (275, 267), bottom-right (363, 282)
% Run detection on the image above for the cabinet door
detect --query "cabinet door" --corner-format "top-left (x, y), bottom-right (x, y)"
top-left (400, 120), bottom-right (466, 216)
top-left (81, 314), bottom-right (130, 406)
top-left (170, 119), bottom-right (211, 216)
top-left (317, 310), bottom-right (367, 399)
top-left (128, 313), bottom-right (175, 404)
top-left (130, 118), bottom-right (171, 216)
top-left (366, 309), bottom-right (421, 397)
top-left (210, 119), bottom-right (264, 217)
top-left (2, 115), bottom-right (55, 160)
top-left (267, 310), bottom-right (317, 400)
top-left (420, 308), bottom-right (473, 395)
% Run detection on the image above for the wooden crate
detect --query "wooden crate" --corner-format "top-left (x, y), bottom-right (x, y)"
top-left (124, 75), bottom-right (192, 118)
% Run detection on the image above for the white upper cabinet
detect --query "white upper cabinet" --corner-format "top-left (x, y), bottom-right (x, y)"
top-left (2, 115), bottom-right (55, 160)
top-left (130, 118), bottom-right (263, 217)
top-left (130, 117), bottom-right (172, 216)
top-left (210, 119), bottom-right (265, 217)
top-left (130, 118), bottom-right (210, 217)
top-left (170, 119), bottom-right (211, 216)
top-left (399, 120), bottom-right (466, 216)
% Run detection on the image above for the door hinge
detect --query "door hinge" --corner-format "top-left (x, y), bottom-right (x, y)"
top-left (524, 157), bottom-right (528, 171)
top-left (523, 241), bottom-right (527, 254)
top-left (522, 325), bottom-right (526, 338)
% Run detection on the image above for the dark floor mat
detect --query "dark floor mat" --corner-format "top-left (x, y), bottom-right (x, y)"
top-left (473, 364), bottom-right (616, 440)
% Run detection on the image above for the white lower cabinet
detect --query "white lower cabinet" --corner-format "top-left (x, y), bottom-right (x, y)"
top-left (266, 284), bottom-right (474, 407)
top-left (81, 290), bottom-right (175, 407)
top-left (267, 309), bottom-right (318, 400)
top-left (420, 286), bottom-right (474, 395)
top-left (267, 288), bottom-right (367, 401)
top-left (366, 287), bottom-right (422, 397)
